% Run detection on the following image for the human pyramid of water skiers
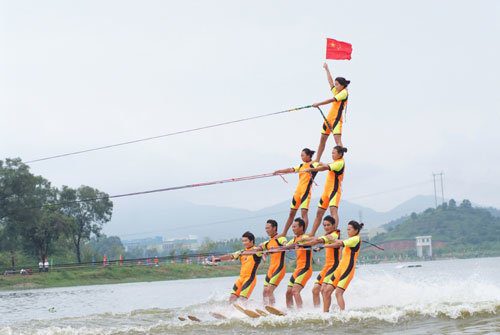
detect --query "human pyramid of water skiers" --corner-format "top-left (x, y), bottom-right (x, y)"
top-left (211, 63), bottom-right (364, 314)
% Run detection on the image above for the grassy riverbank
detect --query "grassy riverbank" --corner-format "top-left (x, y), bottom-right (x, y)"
top-left (3, 254), bottom-right (494, 291)
top-left (0, 263), bottom-right (246, 291)
top-left (0, 260), bottom-right (329, 291)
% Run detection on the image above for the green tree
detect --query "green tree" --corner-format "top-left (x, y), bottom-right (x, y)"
top-left (124, 246), bottom-right (145, 259)
top-left (60, 186), bottom-right (113, 263)
top-left (0, 159), bottom-right (37, 268)
top-left (0, 159), bottom-right (36, 221)
top-left (18, 181), bottom-right (70, 262)
top-left (0, 222), bottom-right (20, 269)
top-left (0, 159), bottom-right (69, 267)
top-left (198, 237), bottom-right (217, 253)
top-left (85, 235), bottom-right (125, 261)
top-left (460, 199), bottom-right (472, 208)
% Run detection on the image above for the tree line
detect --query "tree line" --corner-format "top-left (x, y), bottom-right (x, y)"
top-left (373, 199), bottom-right (500, 244)
top-left (0, 158), bottom-right (114, 268)
top-left (361, 199), bottom-right (500, 261)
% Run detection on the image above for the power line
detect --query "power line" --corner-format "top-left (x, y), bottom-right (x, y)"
top-left (25, 105), bottom-right (312, 164)
top-left (344, 179), bottom-right (434, 201)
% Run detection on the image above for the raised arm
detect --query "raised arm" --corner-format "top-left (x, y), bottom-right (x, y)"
top-left (264, 246), bottom-right (288, 254)
top-left (253, 244), bottom-right (264, 252)
top-left (323, 63), bottom-right (334, 89)
top-left (304, 162), bottom-right (330, 173)
top-left (322, 240), bottom-right (343, 249)
top-left (300, 236), bottom-right (324, 247)
top-left (239, 245), bottom-right (265, 255)
top-left (281, 243), bottom-right (297, 250)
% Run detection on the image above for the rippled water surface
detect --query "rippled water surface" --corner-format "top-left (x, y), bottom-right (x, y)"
top-left (1, 257), bottom-right (499, 334)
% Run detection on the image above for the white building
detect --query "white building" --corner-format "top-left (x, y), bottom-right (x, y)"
top-left (163, 235), bottom-right (199, 251)
top-left (415, 235), bottom-right (432, 258)
top-left (122, 236), bottom-right (163, 252)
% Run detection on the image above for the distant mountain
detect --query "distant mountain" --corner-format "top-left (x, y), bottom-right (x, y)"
top-left (104, 194), bottom-right (446, 241)
top-left (380, 195), bottom-right (437, 220)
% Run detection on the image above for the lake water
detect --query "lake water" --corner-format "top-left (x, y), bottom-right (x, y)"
top-left (1, 257), bottom-right (499, 334)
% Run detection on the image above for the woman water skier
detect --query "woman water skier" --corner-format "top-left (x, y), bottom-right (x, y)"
top-left (321, 220), bottom-right (364, 312)
top-left (274, 148), bottom-right (319, 235)
top-left (301, 215), bottom-right (342, 308)
top-left (306, 145), bottom-right (347, 236)
top-left (312, 63), bottom-right (350, 162)
top-left (212, 231), bottom-right (263, 303)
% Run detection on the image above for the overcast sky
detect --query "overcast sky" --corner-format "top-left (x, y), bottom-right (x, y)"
top-left (1, 0), bottom-right (499, 215)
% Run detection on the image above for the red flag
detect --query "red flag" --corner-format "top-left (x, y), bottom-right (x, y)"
top-left (326, 38), bottom-right (352, 60)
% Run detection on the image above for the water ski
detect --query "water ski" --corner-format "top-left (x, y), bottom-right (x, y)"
top-left (187, 315), bottom-right (201, 322)
top-left (233, 304), bottom-right (260, 318)
top-left (210, 312), bottom-right (227, 320)
top-left (255, 308), bottom-right (268, 317)
top-left (264, 305), bottom-right (286, 316)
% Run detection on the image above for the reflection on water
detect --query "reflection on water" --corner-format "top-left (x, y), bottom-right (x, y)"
top-left (1, 257), bottom-right (499, 335)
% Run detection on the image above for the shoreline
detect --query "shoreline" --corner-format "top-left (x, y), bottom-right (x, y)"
top-left (0, 263), bottom-right (245, 292)
top-left (1, 255), bottom-right (498, 292)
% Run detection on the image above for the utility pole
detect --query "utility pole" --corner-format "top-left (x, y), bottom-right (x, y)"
top-left (432, 172), bottom-right (445, 207)
top-left (433, 173), bottom-right (438, 208)
top-left (439, 172), bottom-right (445, 204)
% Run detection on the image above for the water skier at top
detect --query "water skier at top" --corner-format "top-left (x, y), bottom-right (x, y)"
top-left (312, 63), bottom-right (350, 162)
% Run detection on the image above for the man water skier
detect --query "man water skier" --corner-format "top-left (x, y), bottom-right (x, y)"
top-left (284, 218), bottom-right (312, 309)
top-left (212, 231), bottom-right (262, 303)
top-left (301, 215), bottom-right (341, 308)
top-left (256, 219), bottom-right (287, 306)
